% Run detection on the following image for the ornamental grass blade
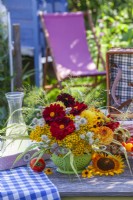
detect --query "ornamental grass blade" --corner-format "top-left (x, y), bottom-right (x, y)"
top-left (124, 150), bottom-right (133, 176)
top-left (63, 150), bottom-right (71, 158)
top-left (12, 143), bottom-right (39, 168)
top-left (32, 150), bottom-right (45, 168)
top-left (112, 139), bottom-right (133, 176)
top-left (115, 127), bottom-right (130, 139)
top-left (30, 149), bottom-right (45, 160)
top-left (69, 153), bottom-right (79, 178)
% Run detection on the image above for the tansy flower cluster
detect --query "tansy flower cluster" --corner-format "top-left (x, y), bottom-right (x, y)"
top-left (29, 93), bottom-right (129, 159)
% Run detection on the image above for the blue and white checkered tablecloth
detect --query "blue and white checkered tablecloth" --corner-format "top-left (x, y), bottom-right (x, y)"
top-left (0, 166), bottom-right (60, 200)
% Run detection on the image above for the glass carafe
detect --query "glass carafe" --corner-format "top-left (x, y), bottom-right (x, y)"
top-left (3, 92), bottom-right (31, 156)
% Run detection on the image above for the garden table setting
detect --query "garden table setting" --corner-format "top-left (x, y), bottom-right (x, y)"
top-left (0, 0), bottom-right (133, 199)
top-left (1, 157), bottom-right (133, 200)
top-left (0, 90), bottom-right (133, 200)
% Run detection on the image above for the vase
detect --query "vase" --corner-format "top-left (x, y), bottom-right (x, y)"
top-left (51, 153), bottom-right (92, 174)
top-left (2, 92), bottom-right (31, 156)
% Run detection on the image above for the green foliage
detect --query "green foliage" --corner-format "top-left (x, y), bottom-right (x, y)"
top-left (21, 83), bottom-right (106, 127)
top-left (0, 7), bottom-right (10, 129)
top-left (0, 17), bottom-right (10, 91)
top-left (22, 56), bottom-right (35, 86)
top-left (67, 0), bottom-right (133, 61)
top-left (0, 19), bottom-right (35, 129)
top-left (22, 86), bottom-right (49, 125)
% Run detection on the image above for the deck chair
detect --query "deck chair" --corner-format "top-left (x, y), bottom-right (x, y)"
top-left (39, 11), bottom-right (106, 89)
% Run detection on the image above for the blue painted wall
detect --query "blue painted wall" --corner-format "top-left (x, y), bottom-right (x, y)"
top-left (3, 0), bottom-right (68, 87)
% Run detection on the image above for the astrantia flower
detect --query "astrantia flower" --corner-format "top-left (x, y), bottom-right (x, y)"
top-left (50, 117), bottom-right (75, 140)
top-left (75, 115), bottom-right (81, 120)
top-left (89, 138), bottom-right (94, 145)
top-left (38, 118), bottom-right (45, 127)
top-left (90, 153), bottom-right (125, 176)
top-left (86, 132), bottom-right (94, 137)
top-left (80, 134), bottom-right (85, 139)
top-left (74, 123), bottom-right (80, 131)
top-left (80, 117), bottom-right (87, 125)
top-left (42, 103), bottom-right (65, 125)
top-left (56, 93), bottom-right (75, 107)
top-left (65, 107), bottom-right (72, 114)
top-left (70, 101), bottom-right (87, 116)
top-left (41, 135), bottom-right (49, 141)
top-left (32, 118), bottom-right (38, 124)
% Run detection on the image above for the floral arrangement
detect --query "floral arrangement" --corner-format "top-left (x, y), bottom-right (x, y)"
top-left (1, 90), bottom-right (132, 177)
top-left (22, 92), bottom-right (132, 177)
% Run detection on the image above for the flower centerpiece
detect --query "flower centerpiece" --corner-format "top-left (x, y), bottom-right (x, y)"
top-left (21, 92), bottom-right (131, 176)
top-left (1, 90), bottom-right (132, 176)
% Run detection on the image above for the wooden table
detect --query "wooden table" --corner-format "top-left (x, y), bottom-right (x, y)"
top-left (46, 159), bottom-right (133, 200)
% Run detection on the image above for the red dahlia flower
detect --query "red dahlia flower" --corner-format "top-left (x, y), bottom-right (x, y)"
top-left (50, 117), bottom-right (75, 140)
top-left (70, 101), bottom-right (87, 116)
top-left (42, 104), bottom-right (65, 125)
top-left (106, 115), bottom-right (120, 131)
top-left (56, 93), bottom-right (75, 107)
top-left (127, 137), bottom-right (133, 144)
top-left (106, 121), bottom-right (120, 131)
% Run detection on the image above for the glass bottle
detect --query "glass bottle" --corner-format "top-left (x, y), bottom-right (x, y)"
top-left (3, 92), bottom-right (31, 156)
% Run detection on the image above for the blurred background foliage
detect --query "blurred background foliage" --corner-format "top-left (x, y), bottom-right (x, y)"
top-left (0, 5), bottom-right (9, 129)
top-left (0, 0), bottom-right (133, 128)
top-left (68, 0), bottom-right (133, 61)
top-left (0, 4), bottom-right (34, 128)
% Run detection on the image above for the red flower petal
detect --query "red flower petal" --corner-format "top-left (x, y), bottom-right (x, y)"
top-left (50, 117), bottom-right (75, 140)
top-left (70, 101), bottom-right (87, 116)
top-left (106, 121), bottom-right (120, 131)
top-left (56, 93), bottom-right (75, 107)
top-left (42, 104), bottom-right (65, 125)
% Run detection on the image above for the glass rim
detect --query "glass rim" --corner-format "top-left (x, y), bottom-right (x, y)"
top-left (5, 92), bottom-right (24, 98)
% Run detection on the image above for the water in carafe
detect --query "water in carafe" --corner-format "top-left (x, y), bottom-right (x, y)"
top-left (1, 92), bottom-right (31, 156)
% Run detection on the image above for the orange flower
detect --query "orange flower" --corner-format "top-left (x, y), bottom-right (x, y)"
top-left (122, 142), bottom-right (133, 152)
top-left (94, 126), bottom-right (114, 145)
top-left (44, 168), bottom-right (53, 175)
